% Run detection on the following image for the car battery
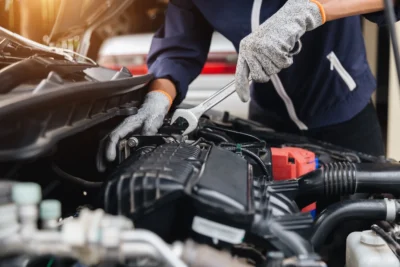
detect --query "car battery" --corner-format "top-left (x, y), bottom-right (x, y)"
top-left (271, 147), bottom-right (318, 218)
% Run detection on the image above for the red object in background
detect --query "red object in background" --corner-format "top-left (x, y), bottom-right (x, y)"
top-left (200, 62), bottom-right (236, 74)
top-left (101, 52), bottom-right (237, 75)
top-left (271, 147), bottom-right (317, 214)
top-left (104, 62), bottom-right (236, 75)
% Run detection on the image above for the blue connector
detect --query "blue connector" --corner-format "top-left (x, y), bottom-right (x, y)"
top-left (315, 157), bottom-right (319, 169)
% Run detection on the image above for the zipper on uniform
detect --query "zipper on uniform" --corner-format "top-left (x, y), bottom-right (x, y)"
top-left (327, 51), bottom-right (357, 91)
top-left (251, 0), bottom-right (308, 131)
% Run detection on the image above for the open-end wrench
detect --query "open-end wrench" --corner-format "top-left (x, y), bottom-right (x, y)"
top-left (170, 79), bottom-right (237, 135)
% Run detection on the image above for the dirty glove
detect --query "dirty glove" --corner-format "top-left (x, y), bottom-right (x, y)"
top-left (106, 90), bottom-right (172, 161)
top-left (235, 0), bottom-right (326, 102)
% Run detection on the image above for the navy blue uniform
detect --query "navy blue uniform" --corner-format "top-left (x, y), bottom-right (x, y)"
top-left (147, 0), bottom-right (399, 150)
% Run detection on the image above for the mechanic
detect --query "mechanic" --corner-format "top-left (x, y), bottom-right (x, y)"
top-left (106, 0), bottom-right (400, 161)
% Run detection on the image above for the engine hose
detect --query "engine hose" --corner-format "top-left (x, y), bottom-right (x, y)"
top-left (268, 221), bottom-right (312, 256)
top-left (51, 163), bottom-right (103, 188)
top-left (297, 162), bottom-right (400, 201)
top-left (252, 220), bottom-right (313, 256)
top-left (311, 199), bottom-right (400, 249)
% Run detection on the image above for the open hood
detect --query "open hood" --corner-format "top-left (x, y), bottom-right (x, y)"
top-left (46, 0), bottom-right (133, 56)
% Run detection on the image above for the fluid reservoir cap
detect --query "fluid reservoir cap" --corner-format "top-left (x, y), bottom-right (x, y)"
top-left (40, 200), bottom-right (61, 220)
top-left (360, 230), bottom-right (386, 246)
top-left (11, 182), bottom-right (41, 205)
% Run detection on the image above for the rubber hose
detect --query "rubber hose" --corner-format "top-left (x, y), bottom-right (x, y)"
top-left (268, 221), bottom-right (312, 256)
top-left (311, 199), bottom-right (389, 248)
top-left (51, 163), bottom-right (103, 188)
top-left (298, 162), bottom-right (400, 201)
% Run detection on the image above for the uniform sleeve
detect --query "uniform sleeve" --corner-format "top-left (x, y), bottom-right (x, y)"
top-left (146, 0), bottom-right (214, 105)
top-left (363, 6), bottom-right (400, 26)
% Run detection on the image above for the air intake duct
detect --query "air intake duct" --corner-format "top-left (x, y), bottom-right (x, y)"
top-left (297, 162), bottom-right (400, 200)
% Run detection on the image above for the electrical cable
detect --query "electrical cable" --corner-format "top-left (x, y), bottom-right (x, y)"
top-left (282, 143), bottom-right (361, 163)
top-left (46, 258), bottom-right (54, 267)
top-left (205, 125), bottom-right (263, 143)
top-left (51, 163), bottom-right (103, 188)
top-left (371, 224), bottom-right (400, 260)
top-left (189, 137), bottom-right (215, 147)
top-left (383, 0), bottom-right (400, 84)
top-left (221, 144), bottom-right (271, 179)
top-left (220, 142), bottom-right (266, 149)
top-left (197, 129), bottom-right (232, 143)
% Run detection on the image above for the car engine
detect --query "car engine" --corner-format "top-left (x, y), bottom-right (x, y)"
top-left (2, 27), bottom-right (400, 267)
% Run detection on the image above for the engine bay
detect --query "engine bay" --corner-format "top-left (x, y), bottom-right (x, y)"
top-left (1, 27), bottom-right (400, 267)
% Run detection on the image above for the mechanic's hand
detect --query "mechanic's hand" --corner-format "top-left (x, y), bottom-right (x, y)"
top-left (106, 90), bottom-right (172, 161)
top-left (235, 0), bottom-right (326, 102)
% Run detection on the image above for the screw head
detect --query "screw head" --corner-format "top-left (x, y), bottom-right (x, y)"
top-left (128, 137), bottom-right (138, 147)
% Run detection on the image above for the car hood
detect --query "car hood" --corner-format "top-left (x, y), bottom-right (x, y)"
top-left (46, 0), bottom-right (133, 43)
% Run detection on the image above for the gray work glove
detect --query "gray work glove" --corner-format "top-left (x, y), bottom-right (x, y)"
top-left (235, 0), bottom-right (326, 102)
top-left (106, 91), bottom-right (171, 161)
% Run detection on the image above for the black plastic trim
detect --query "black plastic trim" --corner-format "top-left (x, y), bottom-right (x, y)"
top-left (0, 74), bottom-right (153, 161)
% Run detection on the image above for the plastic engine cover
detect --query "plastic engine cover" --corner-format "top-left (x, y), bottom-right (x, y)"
top-left (103, 143), bottom-right (254, 244)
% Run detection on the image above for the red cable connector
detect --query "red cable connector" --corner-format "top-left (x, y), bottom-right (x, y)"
top-left (271, 147), bottom-right (317, 215)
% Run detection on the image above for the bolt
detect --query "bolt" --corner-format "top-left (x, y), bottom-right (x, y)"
top-left (128, 137), bottom-right (139, 147)
top-left (164, 137), bottom-right (175, 143)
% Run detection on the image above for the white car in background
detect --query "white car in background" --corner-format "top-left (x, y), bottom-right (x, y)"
top-left (97, 32), bottom-right (249, 119)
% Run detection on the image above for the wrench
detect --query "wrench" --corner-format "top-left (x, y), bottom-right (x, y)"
top-left (170, 79), bottom-right (237, 136)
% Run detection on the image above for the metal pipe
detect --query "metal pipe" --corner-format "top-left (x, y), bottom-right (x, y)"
top-left (0, 240), bottom-right (73, 258)
top-left (180, 240), bottom-right (252, 267)
top-left (121, 230), bottom-right (188, 267)
top-left (31, 231), bottom-right (60, 242)
top-left (120, 243), bottom-right (159, 260)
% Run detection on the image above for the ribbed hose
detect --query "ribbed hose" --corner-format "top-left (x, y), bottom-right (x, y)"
top-left (297, 162), bottom-right (400, 203)
top-left (322, 162), bottom-right (357, 195)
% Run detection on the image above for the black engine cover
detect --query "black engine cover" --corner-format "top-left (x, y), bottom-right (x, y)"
top-left (103, 143), bottom-right (255, 244)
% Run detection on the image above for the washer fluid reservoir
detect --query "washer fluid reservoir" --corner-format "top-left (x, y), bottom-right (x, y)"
top-left (346, 230), bottom-right (400, 267)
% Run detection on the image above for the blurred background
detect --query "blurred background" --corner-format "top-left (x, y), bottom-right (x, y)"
top-left (0, 0), bottom-right (400, 160)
